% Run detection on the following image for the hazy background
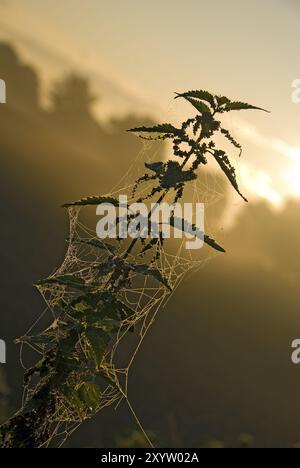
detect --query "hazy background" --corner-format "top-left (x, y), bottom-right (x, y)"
top-left (1, 0), bottom-right (300, 448)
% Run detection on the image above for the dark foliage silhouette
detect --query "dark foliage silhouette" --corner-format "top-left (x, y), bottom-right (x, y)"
top-left (0, 77), bottom-right (266, 447)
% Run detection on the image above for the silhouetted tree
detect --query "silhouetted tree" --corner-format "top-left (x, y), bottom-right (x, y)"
top-left (0, 43), bottom-right (39, 112)
top-left (50, 74), bottom-right (96, 117)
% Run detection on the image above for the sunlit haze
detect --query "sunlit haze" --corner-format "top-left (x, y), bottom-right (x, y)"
top-left (0, 0), bottom-right (300, 206)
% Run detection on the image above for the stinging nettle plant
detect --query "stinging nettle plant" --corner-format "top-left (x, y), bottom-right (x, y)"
top-left (0, 90), bottom-right (268, 448)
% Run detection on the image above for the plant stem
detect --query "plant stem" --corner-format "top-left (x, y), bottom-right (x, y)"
top-left (123, 149), bottom-right (195, 259)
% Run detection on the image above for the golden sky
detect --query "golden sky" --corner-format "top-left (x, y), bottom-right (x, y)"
top-left (0, 0), bottom-right (300, 207)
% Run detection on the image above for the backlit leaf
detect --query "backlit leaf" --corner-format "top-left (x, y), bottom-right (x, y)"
top-left (170, 217), bottom-right (225, 253)
top-left (35, 274), bottom-right (87, 292)
top-left (76, 239), bottom-right (117, 254)
top-left (127, 123), bottom-right (180, 137)
top-left (63, 196), bottom-right (120, 208)
top-left (222, 101), bottom-right (269, 113)
top-left (213, 150), bottom-right (248, 202)
top-left (85, 327), bottom-right (110, 368)
top-left (130, 264), bottom-right (172, 291)
top-left (76, 381), bottom-right (102, 412)
top-left (179, 96), bottom-right (211, 115)
top-left (175, 90), bottom-right (216, 109)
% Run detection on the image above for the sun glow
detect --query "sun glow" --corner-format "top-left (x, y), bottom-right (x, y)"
top-left (283, 148), bottom-right (300, 198)
top-left (235, 120), bottom-right (300, 206)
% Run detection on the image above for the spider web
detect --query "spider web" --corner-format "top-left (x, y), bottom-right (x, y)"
top-left (18, 109), bottom-right (243, 448)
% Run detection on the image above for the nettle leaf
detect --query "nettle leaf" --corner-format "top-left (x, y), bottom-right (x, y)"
top-left (130, 263), bottom-right (172, 291)
top-left (181, 97), bottom-right (211, 115)
top-left (220, 127), bottom-right (242, 156)
top-left (76, 239), bottom-right (117, 254)
top-left (16, 334), bottom-right (54, 346)
top-left (76, 381), bottom-right (102, 412)
top-left (73, 310), bottom-right (102, 325)
top-left (95, 259), bottom-right (116, 278)
top-left (36, 274), bottom-right (87, 292)
top-left (215, 95), bottom-right (230, 107)
top-left (23, 398), bottom-right (43, 414)
top-left (71, 292), bottom-right (134, 323)
top-left (94, 293), bottom-right (135, 321)
top-left (127, 123), bottom-right (180, 138)
top-left (99, 369), bottom-right (118, 388)
top-left (62, 388), bottom-right (84, 413)
top-left (71, 302), bottom-right (108, 325)
top-left (175, 90), bottom-right (216, 109)
top-left (70, 292), bottom-right (103, 312)
top-left (145, 161), bottom-right (165, 175)
top-left (140, 238), bottom-right (159, 255)
top-left (170, 217), bottom-right (225, 253)
top-left (160, 161), bottom-right (197, 189)
top-left (85, 327), bottom-right (110, 368)
top-left (203, 235), bottom-right (226, 253)
top-left (59, 330), bottom-right (81, 359)
top-left (222, 101), bottom-right (269, 113)
top-left (111, 299), bottom-right (135, 320)
top-left (98, 302), bottom-right (122, 322)
top-left (198, 113), bottom-right (221, 138)
top-left (63, 196), bottom-right (120, 208)
top-left (213, 150), bottom-right (248, 202)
